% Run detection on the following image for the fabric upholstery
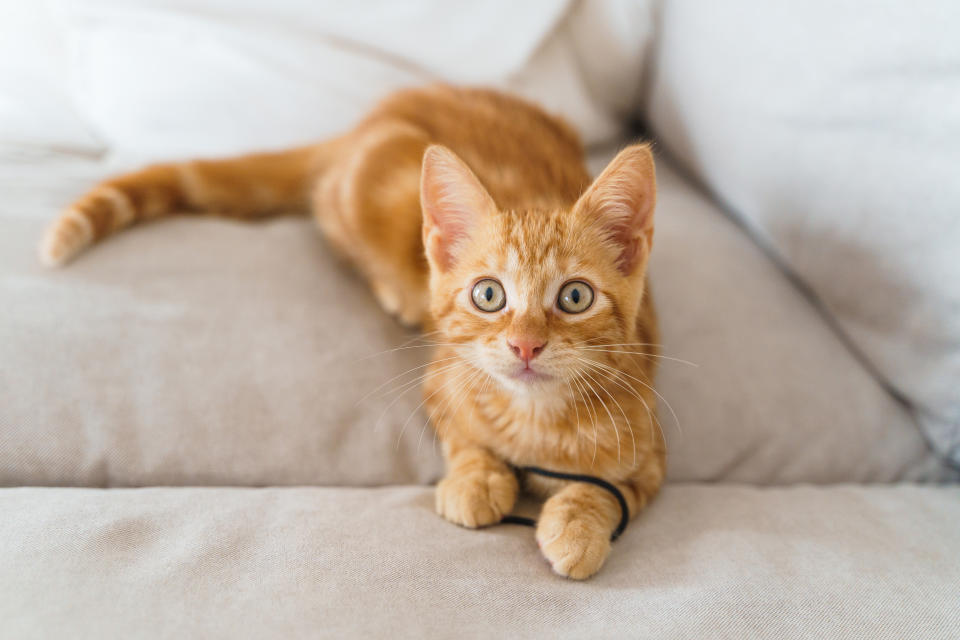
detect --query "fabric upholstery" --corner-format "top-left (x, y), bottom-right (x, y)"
top-left (1, 1), bottom-right (949, 484)
top-left (2, 484), bottom-right (958, 639)
top-left (0, 4), bottom-right (956, 636)
top-left (0, 153), bottom-right (951, 487)
top-left (646, 160), bottom-right (949, 483)
top-left (647, 1), bottom-right (960, 465)
top-left (0, 5), bottom-right (960, 640)
top-left (0, 0), bottom-right (654, 162)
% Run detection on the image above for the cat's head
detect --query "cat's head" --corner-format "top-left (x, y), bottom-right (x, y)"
top-left (420, 144), bottom-right (656, 394)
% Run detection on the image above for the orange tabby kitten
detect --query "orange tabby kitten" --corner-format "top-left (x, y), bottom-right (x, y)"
top-left (40, 85), bottom-right (664, 579)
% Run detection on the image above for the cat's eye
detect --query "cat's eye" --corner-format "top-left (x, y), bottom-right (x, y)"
top-left (471, 278), bottom-right (506, 312)
top-left (557, 280), bottom-right (594, 314)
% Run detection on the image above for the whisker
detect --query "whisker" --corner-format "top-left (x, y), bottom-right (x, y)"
top-left (570, 370), bottom-right (600, 465)
top-left (434, 360), bottom-right (493, 450)
top-left (394, 329), bottom-right (443, 348)
top-left (587, 357), bottom-right (682, 443)
top-left (425, 357), bottom-right (488, 455)
top-left (579, 364), bottom-right (638, 468)
top-left (577, 366), bottom-right (623, 465)
top-left (577, 357), bottom-right (658, 453)
top-left (356, 340), bottom-right (463, 361)
top-left (420, 365), bottom-right (487, 453)
top-left (354, 355), bottom-right (461, 406)
top-left (574, 338), bottom-right (665, 349)
top-left (575, 348), bottom-right (699, 368)
top-left (377, 358), bottom-right (467, 403)
top-left (581, 342), bottom-right (667, 349)
top-left (395, 361), bottom-right (477, 449)
top-left (564, 378), bottom-right (584, 448)
top-left (577, 357), bottom-right (659, 447)
top-left (580, 349), bottom-right (661, 368)
top-left (374, 359), bottom-right (467, 434)
top-left (421, 361), bottom-right (485, 449)
top-left (572, 368), bottom-right (610, 466)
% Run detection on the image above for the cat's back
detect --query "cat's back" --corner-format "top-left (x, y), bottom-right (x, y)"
top-left (365, 85), bottom-right (591, 209)
top-left (314, 85), bottom-right (600, 326)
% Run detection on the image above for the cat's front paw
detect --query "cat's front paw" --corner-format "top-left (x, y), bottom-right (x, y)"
top-left (435, 469), bottom-right (518, 529)
top-left (536, 505), bottom-right (612, 580)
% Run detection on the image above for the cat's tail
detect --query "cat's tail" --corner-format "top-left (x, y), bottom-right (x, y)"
top-left (39, 136), bottom-right (351, 267)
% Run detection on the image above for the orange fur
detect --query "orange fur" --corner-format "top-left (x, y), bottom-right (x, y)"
top-left (41, 85), bottom-right (663, 579)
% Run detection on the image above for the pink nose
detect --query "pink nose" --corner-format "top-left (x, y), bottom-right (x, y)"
top-left (507, 337), bottom-right (546, 364)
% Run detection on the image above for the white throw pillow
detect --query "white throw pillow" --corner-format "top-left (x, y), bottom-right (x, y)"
top-left (0, 0), bottom-right (654, 160)
top-left (0, 4), bottom-right (104, 157)
top-left (647, 1), bottom-right (960, 467)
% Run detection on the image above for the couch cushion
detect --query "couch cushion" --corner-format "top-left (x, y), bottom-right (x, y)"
top-left (645, 158), bottom-right (949, 483)
top-left (2, 484), bottom-right (958, 639)
top-left (0, 157), bottom-right (444, 487)
top-left (647, 1), bottom-right (960, 467)
top-left (0, 1), bottom-right (655, 161)
top-left (0, 151), bottom-right (952, 487)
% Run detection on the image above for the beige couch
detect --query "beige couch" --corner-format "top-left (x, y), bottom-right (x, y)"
top-left (2, 2), bottom-right (958, 638)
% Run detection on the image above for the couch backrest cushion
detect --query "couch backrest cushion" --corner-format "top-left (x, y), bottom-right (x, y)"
top-left (647, 1), bottom-right (960, 466)
top-left (0, 0), bottom-right (655, 162)
top-left (1, 1), bottom-right (955, 487)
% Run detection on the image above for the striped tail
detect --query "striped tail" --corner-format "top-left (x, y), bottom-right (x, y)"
top-left (39, 138), bottom-right (349, 267)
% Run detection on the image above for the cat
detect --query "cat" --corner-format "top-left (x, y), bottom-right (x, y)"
top-left (40, 85), bottom-right (664, 579)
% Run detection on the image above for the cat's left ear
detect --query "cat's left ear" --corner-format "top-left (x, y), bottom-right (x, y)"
top-left (573, 143), bottom-right (656, 276)
top-left (421, 145), bottom-right (497, 272)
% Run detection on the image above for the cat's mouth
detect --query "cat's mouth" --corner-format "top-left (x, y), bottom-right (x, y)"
top-left (512, 365), bottom-right (552, 383)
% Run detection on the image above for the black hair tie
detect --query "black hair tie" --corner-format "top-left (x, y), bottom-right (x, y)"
top-left (500, 466), bottom-right (630, 541)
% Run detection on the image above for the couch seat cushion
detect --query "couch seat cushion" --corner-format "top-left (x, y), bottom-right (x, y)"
top-left (1, 484), bottom-right (958, 639)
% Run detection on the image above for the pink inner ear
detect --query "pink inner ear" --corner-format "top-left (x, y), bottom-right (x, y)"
top-left (615, 235), bottom-right (642, 274)
top-left (420, 145), bottom-right (495, 271)
top-left (575, 144), bottom-right (656, 275)
top-left (423, 180), bottom-right (473, 246)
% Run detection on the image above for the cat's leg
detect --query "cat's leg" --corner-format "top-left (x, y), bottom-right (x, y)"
top-left (536, 471), bottom-right (661, 579)
top-left (535, 482), bottom-right (624, 579)
top-left (435, 445), bottom-right (519, 529)
top-left (312, 119), bottom-right (431, 326)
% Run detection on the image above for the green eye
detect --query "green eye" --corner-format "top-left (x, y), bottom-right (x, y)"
top-left (557, 281), bottom-right (594, 314)
top-left (471, 278), bottom-right (506, 312)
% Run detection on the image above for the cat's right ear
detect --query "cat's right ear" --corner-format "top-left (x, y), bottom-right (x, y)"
top-left (572, 143), bottom-right (656, 276)
top-left (420, 145), bottom-right (496, 272)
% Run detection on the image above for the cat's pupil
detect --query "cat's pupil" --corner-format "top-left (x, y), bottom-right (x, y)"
top-left (571, 288), bottom-right (580, 304)
top-left (485, 286), bottom-right (493, 301)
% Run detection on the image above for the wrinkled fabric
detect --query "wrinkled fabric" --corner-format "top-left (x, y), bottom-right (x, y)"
top-left (2, 484), bottom-right (958, 639)
top-left (647, 1), bottom-right (960, 466)
top-left (0, 153), bottom-right (950, 487)
top-left (0, 0), bottom-right (654, 161)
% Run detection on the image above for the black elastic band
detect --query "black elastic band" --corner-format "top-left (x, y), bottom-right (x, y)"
top-left (500, 514), bottom-right (537, 528)
top-left (500, 466), bottom-right (630, 541)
